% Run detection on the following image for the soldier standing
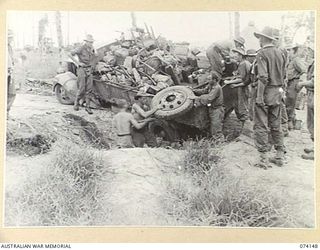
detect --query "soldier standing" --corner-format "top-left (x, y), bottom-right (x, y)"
top-left (297, 44), bottom-right (314, 160)
top-left (224, 47), bottom-right (251, 134)
top-left (193, 71), bottom-right (224, 139)
top-left (112, 99), bottom-right (153, 149)
top-left (206, 40), bottom-right (233, 78)
top-left (69, 34), bottom-right (96, 114)
top-left (272, 30), bottom-right (290, 137)
top-left (7, 29), bottom-right (16, 116)
top-left (253, 27), bottom-right (286, 168)
top-left (246, 49), bottom-right (258, 121)
top-left (234, 36), bottom-right (246, 50)
top-left (285, 45), bottom-right (306, 130)
top-left (131, 91), bottom-right (159, 147)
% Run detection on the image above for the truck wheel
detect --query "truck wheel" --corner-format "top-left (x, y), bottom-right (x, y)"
top-left (151, 86), bottom-right (195, 119)
top-left (149, 120), bottom-right (179, 142)
top-left (55, 84), bottom-right (74, 105)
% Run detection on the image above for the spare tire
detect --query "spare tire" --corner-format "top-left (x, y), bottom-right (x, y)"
top-left (151, 86), bottom-right (195, 119)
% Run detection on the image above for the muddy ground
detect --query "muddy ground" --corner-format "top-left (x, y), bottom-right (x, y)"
top-left (5, 92), bottom-right (315, 227)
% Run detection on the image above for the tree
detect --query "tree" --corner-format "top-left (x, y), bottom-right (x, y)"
top-left (281, 11), bottom-right (315, 46)
top-left (234, 12), bottom-right (240, 37)
top-left (55, 11), bottom-right (63, 49)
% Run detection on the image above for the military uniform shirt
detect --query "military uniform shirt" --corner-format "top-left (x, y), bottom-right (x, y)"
top-left (194, 84), bottom-right (224, 108)
top-left (287, 56), bottom-right (306, 81)
top-left (71, 44), bottom-right (95, 66)
top-left (256, 44), bottom-right (286, 87)
top-left (306, 61), bottom-right (314, 92)
top-left (206, 44), bottom-right (225, 77)
top-left (237, 60), bottom-right (251, 86)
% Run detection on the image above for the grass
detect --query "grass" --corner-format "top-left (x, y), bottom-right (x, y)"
top-left (5, 141), bottom-right (110, 226)
top-left (181, 138), bottom-right (222, 173)
top-left (163, 138), bottom-right (297, 227)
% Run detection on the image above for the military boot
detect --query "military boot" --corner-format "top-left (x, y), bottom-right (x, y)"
top-left (282, 126), bottom-right (289, 137)
top-left (85, 97), bottom-right (93, 115)
top-left (269, 150), bottom-right (284, 167)
top-left (302, 151), bottom-right (314, 160)
top-left (254, 152), bottom-right (271, 170)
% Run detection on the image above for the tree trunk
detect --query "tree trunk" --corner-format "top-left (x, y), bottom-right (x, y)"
top-left (234, 12), bottom-right (240, 37)
top-left (55, 11), bottom-right (63, 49)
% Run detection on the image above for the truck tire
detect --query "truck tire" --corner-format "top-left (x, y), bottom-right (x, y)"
top-left (55, 84), bottom-right (74, 105)
top-left (149, 120), bottom-right (179, 142)
top-left (151, 86), bottom-right (195, 119)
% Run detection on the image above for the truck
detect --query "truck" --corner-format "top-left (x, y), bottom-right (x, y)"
top-left (53, 38), bottom-right (238, 143)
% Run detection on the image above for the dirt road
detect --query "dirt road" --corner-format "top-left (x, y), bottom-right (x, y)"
top-left (5, 93), bottom-right (315, 227)
top-left (100, 148), bottom-right (183, 225)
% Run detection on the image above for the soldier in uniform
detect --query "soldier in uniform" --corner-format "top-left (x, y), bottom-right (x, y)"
top-left (253, 27), bottom-right (286, 168)
top-left (272, 30), bottom-right (290, 137)
top-left (7, 29), bottom-right (16, 116)
top-left (224, 47), bottom-right (251, 134)
top-left (246, 49), bottom-right (258, 121)
top-left (206, 40), bottom-right (233, 78)
top-left (69, 34), bottom-right (97, 114)
top-left (193, 71), bottom-right (224, 139)
top-left (285, 45), bottom-right (306, 130)
top-left (297, 43), bottom-right (314, 160)
top-left (234, 36), bottom-right (246, 50)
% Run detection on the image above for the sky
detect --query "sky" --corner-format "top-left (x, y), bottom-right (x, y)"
top-left (7, 11), bottom-right (312, 49)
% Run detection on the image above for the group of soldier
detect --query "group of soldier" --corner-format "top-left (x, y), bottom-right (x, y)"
top-left (197, 26), bottom-right (314, 169)
top-left (7, 26), bottom-right (315, 168)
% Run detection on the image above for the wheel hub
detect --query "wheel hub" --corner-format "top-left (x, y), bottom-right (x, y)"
top-left (157, 91), bottom-right (187, 111)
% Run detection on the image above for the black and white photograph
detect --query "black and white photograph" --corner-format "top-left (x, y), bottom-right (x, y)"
top-left (5, 10), bottom-right (315, 228)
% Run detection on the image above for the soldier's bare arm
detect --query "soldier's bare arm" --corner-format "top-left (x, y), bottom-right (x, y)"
top-left (68, 47), bottom-right (84, 67)
top-left (130, 118), bottom-right (148, 130)
top-left (132, 103), bottom-right (158, 118)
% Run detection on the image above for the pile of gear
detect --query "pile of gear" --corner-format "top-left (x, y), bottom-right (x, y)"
top-left (93, 27), bottom-right (211, 94)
